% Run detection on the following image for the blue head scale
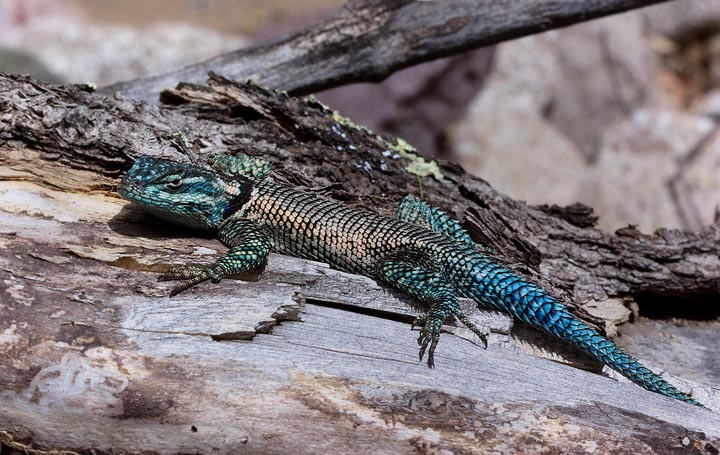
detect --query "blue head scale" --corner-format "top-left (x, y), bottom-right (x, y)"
top-left (118, 156), bottom-right (252, 230)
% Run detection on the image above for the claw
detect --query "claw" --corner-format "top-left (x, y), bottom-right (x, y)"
top-left (414, 310), bottom-right (489, 368)
top-left (427, 334), bottom-right (440, 368)
top-left (458, 315), bottom-right (489, 349)
top-left (168, 274), bottom-right (210, 296)
top-left (419, 335), bottom-right (429, 360)
top-left (414, 312), bottom-right (442, 368)
top-left (157, 265), bottom-right (212, 296)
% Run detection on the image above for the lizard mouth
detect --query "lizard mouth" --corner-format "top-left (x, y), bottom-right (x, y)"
top-left (116, 181), bottom-right (135, 201)
top-left (117, 181), bottom-right (146, 204)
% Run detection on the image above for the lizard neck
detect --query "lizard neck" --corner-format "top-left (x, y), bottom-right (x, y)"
top-left (220, 175), bottom-right (254, 222)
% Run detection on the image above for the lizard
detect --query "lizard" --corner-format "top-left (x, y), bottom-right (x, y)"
top-left (118, 152), bottom-right (701, 406)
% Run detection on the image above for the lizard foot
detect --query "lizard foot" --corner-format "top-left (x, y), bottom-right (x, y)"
top-left (411, 310), bottom-right (489, 368)
top-left (412, 313), bottom-right (442, 368)
top-left (158, 265), bottom-right (218, 297)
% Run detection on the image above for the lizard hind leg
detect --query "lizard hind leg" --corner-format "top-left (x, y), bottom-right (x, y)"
top-left (396, 195), bottom-right (476, 247)
top-left (377, 253), bottom-right (488, 367)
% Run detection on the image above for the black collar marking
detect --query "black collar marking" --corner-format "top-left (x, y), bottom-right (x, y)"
top-left (223, 175), bottom-right (254, 219)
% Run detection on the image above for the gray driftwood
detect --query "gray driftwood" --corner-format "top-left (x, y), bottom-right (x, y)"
top-left (1, 73), bottom-right (719, 454)
top-left (102, 0), bottom-right (674, 103)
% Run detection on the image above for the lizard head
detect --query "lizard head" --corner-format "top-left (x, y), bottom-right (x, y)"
top-left (118, 156), bottom-right (253, 230)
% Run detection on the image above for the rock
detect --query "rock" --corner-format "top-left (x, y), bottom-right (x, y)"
top-left (684, 131), bottom-right (720, 227)
top-left (0, 47), bottom-right (64, 83)
top-left (547, 11), bottom-right (657, 160)
top-left (450, 110), bottom-right (588, 207)
top-left (317, 48), bottom-right (495, 157)
top-left (642, 0), bottom-right (720, 39)
top-left (692, 89), bottom-right (720, 118)
top-left (588, 109), bottom-right (715, 232)
top-left (449, 4), bottom-right (720, 234)
top-left (1, 21), bottom-right (246, 86)
top-left (448, 12), bottom-right (656, 209)
top-left (462, 33), bottom-right (561, 116)
top-left (710, 34), bottom-right (720, 82)
top-left (448, 33), bottom-right (589, 207)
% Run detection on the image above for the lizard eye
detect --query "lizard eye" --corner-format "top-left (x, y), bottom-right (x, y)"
top-left (164, 175), bottom-right (183, 191)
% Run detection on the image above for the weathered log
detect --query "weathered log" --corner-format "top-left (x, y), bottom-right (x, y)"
top-left (7, 73), bottom-right (720, 304)
top-left (101, 0), bottom-right (675, 103)
top-left (1, 73), bottom-right (719, 453)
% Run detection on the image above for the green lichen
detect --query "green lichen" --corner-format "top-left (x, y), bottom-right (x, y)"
top-left (331, 110), bottom-right (375, 135)
top-left (402, 153), bottom-right (443, 181)
top-left (390, 138), bottom-right (443, 199)
top-left (320, 103), bottom-right (444, 192)
top-left (304, 95), bottom-right (332, 110)
top-left (391, 138), bottom-right (443, 180)
top-left (389, 137), bottom-right (417, 154)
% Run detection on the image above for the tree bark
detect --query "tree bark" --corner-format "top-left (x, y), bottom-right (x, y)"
top-left (1, 73), bottom-right (718, 453)
top-left (101, 0), bottom-right (675, 103)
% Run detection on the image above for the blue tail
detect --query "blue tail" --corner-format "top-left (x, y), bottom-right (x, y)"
top-left (463, 256), bottom-right (700, 405)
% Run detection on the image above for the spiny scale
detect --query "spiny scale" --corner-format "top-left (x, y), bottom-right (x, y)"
top-left (118, 154), bottom-right (700, 406)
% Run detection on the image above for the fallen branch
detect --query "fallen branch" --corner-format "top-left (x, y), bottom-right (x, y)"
top-left (101, 0), bottom-right (674, 103)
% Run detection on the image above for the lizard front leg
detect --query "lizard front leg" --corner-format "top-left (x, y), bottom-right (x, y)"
top-left (210, 153), bottom-right (272, 180)
top-left (377, 251), bottom-right (488, 367)
top-left (159, 219), bottom-right (271, 296)
top-left (169, 130), bottom-right (272, 180)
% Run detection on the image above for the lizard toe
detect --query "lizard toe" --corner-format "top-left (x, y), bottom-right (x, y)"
top-left (457, 314), bottom-right (489, 349)
top-left (158, 265), bottom-right (207, 282)
top-left (416, 314), bottom-right (442, 368)
top-left (168, 274), bottom-right (211, 296)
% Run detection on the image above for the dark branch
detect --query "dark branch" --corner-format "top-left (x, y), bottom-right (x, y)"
top-left (101, 0), bottom-right (674, 103)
